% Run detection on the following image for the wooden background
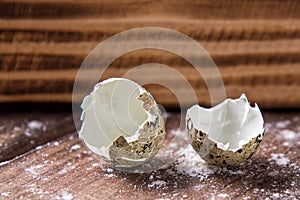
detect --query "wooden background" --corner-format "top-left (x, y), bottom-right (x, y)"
top-left (0, 0), bottom-right (300, 108)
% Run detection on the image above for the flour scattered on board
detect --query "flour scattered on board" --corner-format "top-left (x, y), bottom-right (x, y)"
top-left (25, 164), bottom-right (45, 178)
top-left (56, 191), bottom-right (73, 200)
top-left (104, 168), bottom-right (114, 173)
top-left (25, 183), bottom-right (45, 196)
top-left (267, 118), bottom-right (299, 147)
top-left (102, 167), bottom-right (116, 178)
top-left (24, 129), bottom-right (34, 137)
top-left (268, 154), bottom-right (290, 166)
top-left (275, 120), bottom-right (291, 129)
top-left (61, 193), bottom-right (73, 200)
top-left (217, 193), bottom-right (229, 198)
top-left (53, 141), bottom-right (60, 146)
top-left (70, 144), bottom-right (81, 151)
top-left (174, 143), bottom-right (218, 178)
top-left (24, 120), bottom-right (46, 137)
top-left (92, 163), bottom-right (100, 168)
top-left (28, 120), bottom-right (46, 131)
top-left (148, 180), bottom-right (167, 189)
top-left (268, 170), bottom-right (279, 176)
top-left (1, 192), bottom-right (11, 197)
top-left (164, 129), bottom-right (219, 179)
top-left (266, 118), bottom-right (293, 130)
top-left (13, 126), bottom-right (21, 132)
top-left (35, 145), bottom-right (43, 150)
top-left (280, 129), bottom-right (298, 140)
top-left (272, 193), bottom-right (280, 199)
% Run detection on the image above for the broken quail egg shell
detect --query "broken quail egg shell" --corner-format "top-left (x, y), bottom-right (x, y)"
top-left (79, 78), bottom-right (165, 168)
top-left (186, 94), bottom-right (264, 166)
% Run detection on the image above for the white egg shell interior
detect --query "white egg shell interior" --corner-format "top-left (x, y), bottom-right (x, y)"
top-left (187, 94), bottom-right (264, 152)
top-left (79, 78), bottom-right (154, 159)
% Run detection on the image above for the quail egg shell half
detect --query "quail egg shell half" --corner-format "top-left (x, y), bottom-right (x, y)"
top-left (79, 78), bottom-right (165, 168)
top-left (186, 94), bottom-right (264, 166)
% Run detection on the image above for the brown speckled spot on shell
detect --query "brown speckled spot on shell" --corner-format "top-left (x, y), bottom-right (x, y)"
top-left (112, 135), bottom-right (129, 147)
top-left (199, 131), bottom-right (203, 137)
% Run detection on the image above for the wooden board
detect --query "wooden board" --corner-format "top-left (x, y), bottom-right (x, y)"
top-left (0, 110), bottom-right (299, 199)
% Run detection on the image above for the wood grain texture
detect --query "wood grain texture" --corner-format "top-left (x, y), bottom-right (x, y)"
top-left (1, 19), bottom-right (300, 43)
top-left (0, 62), bottom-right (299, 108)
top-left (0, 112), bottom-right (299, 199)
top-left (0, 0), bottom-right (300, 19)
top-left (0, 1), bottom-right (300, 108)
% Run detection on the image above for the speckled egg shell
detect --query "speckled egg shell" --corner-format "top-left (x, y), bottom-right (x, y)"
top-left (79, 78), bottom-right (166, 168)
top-left (186, 115), bottom-right (264, 166)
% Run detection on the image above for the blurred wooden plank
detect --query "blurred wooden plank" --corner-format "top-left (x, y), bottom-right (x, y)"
top-left (1, 39), bottom-right (300, 56)
top-left (0, 39), bottom-right (299, 107)
top-left (0, 39), bottom-right (300, 72)
top-left (1, 63), bottom-right (300, 81)
top-left (0, 62), bottom-right (299, 108)
top-left (0, 84), bottom-right (299, 108)
top-left (0, 0), bottom-right (299, 19)
top-left (0, 112), bottom-right (299, 199)
top-left (0, 2), bottom-right (299, 108)
top-left (1, 19), bottom-right (300, 43)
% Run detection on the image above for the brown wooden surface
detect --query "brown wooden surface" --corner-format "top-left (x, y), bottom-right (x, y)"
top-left (0, 0), bottom-right (300, 108)
top-left (0, 109), bottom-right (299, 199)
